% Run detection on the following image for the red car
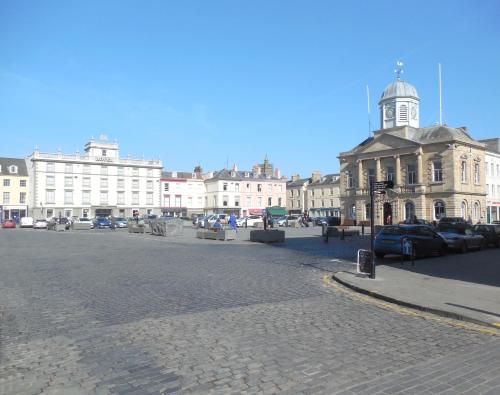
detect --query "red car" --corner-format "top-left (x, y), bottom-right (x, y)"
top-left (2, 219), bottom-right (17, 229)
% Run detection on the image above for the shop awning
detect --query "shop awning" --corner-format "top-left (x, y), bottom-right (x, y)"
top-left (266, 207), bottom-right (287, 216)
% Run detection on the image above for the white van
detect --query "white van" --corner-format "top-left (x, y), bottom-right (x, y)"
top-left (20, 217), bottom-right (34, 228)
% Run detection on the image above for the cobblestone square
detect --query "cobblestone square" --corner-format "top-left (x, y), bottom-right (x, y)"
top-left (0, 228), bottom-right (499, 394)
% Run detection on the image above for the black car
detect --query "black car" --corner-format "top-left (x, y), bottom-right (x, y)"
top-left (374, 225), bottom-right (447, 259)
top-left (315, 217), bottom-right (328, 226)
top-left (438, 217), bottom-right (468, 226)
top-left (473, 225), bottom-right (500, 248)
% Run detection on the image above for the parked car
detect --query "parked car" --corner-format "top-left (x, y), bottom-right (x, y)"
top-left (2, 219), bottom-right (17, 229)
top-left (33, 219), bottom-right (48, 229)
top-left (208, 214), bottom-right (227, 227)
top-left (314, 217), bottom-right (328, 226)
top-left (438, 217), bottom-right (468, 226)
top-left (94, 217), bottom-right (112, 229)
top-left (20, 216), bottom-right (34, 228)
top-left (437, 226), bottom-right (484, 252)
top-left (113, 217), bottom-right (128, 228)
top-left (285, 215), bottom-right (302, 227)
top-left (276, 216), bottom-right (288, 227)
top-left (47, 217), bottom-right (71, 230)
top-left (245, 215), bottom-right (263, 227)
top-left (236, 217), bottom-right (246, 227)
top-left (472, 224), bottom-right (500, 248)
top-left (74, 217), bottom-right (94, 229)
top-left (374, 225), bottom-right (447, 259)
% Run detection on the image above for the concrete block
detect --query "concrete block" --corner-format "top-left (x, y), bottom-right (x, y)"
top-left (128, 225), bottom-right (145, 234)
top-left (250, 230), bottom-right (285, 243)
top-left (72, 223), bottom-right (92, 230)
top-left (55, 224), bottom-right (66, 232)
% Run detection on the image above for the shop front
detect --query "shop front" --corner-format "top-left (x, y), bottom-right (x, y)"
top-left (1, 205), bottom-right (28, 222)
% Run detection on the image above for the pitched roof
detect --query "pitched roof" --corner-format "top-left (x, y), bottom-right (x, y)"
top-left (161, 171), bottom-right (203, 180)
top-left (208, 169), bottom-right (283, 181)
top-left (309, 173), bottom-right (340, 186)
top-left (0, 157), bottom-right (28, 176)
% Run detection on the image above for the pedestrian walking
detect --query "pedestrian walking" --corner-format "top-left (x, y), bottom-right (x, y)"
top-left (229, 213), bottom-right (237, 231)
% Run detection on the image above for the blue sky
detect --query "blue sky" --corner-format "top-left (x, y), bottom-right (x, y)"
top-left (1, 0), bottom-right (499, 177)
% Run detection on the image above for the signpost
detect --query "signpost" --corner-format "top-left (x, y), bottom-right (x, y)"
top-left (369, 180), bottom-right (394, 279)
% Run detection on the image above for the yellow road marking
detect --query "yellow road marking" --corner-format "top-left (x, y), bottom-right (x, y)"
top-left (323, 275), bottom-right (500, 337)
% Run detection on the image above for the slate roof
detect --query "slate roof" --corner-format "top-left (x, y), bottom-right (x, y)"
top-left (287, 178), bottom-right (310, 187)
top-left (208, 169), bottom-right (282, 182)
top-left (162, 171), bottom-right (203, 180)
top-left (341, 125), bottom-right (483, 157)
top-left (0, 157), bottom-right (28, 176)
top-left (309, 173), bottom-right (340, 187)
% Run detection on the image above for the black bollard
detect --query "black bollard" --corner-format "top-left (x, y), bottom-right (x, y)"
top-left (341, 229), bottom-right (345, 240)
top-left (362, 223), bottom-right (365, 235)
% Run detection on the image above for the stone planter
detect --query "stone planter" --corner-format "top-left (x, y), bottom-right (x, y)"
top-left (250, 230), bottom-right (285, 243)
top-left (128, 225), bottom-right (145, 233)
top-left (55, 224), bottom-right (66, 232)
top-left (72, 223), bottom-right (92, 230)
top-left (196, 229), bottom-right (236, 241)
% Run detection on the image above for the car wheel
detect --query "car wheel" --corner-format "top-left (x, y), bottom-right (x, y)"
top-left (460, 242), bottom-right (467, 253)
top-left (375, 252), bottom-right (385, 259)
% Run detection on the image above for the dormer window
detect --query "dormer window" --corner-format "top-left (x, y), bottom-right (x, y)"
top-left (245, 172), bottom-right (249, 178)
top-left (231, 171), bottom-right (236, 177)
top-left (9, 165), bottom-right (18, 174)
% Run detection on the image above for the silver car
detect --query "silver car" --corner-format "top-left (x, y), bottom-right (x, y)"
top-left (437, 227), bottom-right (484, 252)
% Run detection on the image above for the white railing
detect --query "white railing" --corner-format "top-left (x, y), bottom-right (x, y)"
top-left (32, 151), bottom-right (162, 166)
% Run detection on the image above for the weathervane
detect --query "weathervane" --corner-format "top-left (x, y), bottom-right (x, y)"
top-left (394, 60), bottom-right (404, 80)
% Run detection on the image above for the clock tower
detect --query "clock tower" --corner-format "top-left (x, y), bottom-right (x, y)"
top-left (379, 62), bottom-right (420, 130)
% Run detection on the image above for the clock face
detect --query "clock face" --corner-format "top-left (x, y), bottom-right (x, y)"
top-left (385, 106), bottom-right (395, 118)
top-left (411, 106), bottom-right (417, 119)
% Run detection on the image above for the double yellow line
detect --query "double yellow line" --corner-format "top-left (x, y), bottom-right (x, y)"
top-left (322, 275), bottom-right (500, 337)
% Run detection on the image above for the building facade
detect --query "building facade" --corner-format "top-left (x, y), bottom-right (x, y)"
top-left (0, 158), bottom-right (29, 221)
top-left (482, 138), bottom-right (500, 223)
top-left (27, 135), bottom-right (162, 219)
top-left (204, 161), bottom-right (287, 216)
top-left (286, 175), bottom-right (309, 214)
top-left (339, 77), bottom-right (487, 225)
top-left (306, 172), bottom-right (341, 218)
top-left (160, 168), bottom-right (205, 218)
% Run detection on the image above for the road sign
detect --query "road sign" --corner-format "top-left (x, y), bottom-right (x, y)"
top-left (372, 180), bottom-right (394, 190)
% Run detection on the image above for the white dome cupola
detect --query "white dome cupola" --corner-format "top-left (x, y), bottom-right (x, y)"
top-left (379, 62), bottom-right (420, 129)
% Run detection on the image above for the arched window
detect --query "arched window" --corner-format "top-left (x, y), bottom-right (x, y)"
top-left (473, 201), bottom-right (480, 220)
top-left (461, 201), bottom-right (468, 219)
top-left (434, 201), bottom-right (446, 220)
top-left (404, 201), bottom-right (415, 221)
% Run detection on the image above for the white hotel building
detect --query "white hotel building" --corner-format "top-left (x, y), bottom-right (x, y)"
top-left (482, 138), bottom-right (500, 223)
top-left (27, 136), bottom-right (162, 219)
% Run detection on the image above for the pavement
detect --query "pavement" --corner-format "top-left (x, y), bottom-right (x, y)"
top-left (1, 226), bottom-right (500, 394)
top-left (331, 249), bottom-right (500, 328)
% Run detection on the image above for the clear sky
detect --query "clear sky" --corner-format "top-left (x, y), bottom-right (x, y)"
top-left (1, 0), bottom-right (499, 178)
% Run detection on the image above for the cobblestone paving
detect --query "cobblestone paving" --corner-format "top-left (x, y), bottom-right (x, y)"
top-left (0, 229), bottom-right (499, 395)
